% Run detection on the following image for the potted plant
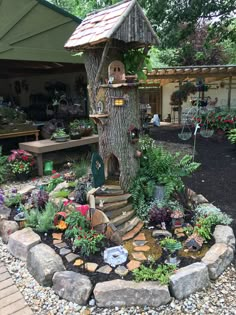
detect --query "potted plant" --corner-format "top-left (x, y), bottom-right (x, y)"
top-left (51, 128), bottom-right (70, 142)
top-left (8, 149), bottom-right (35, 180)
top-left (83, 119), bottom-right (94, 137)
top-left (69, 120), bottom-right (81, 140)
top-left (160, 237), bottom-right (182, 265)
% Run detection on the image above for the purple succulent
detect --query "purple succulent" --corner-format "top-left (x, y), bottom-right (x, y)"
top-left (149, 203), bottom-right (171, 225)
top-left (11, 188), bottom-right (18, 193)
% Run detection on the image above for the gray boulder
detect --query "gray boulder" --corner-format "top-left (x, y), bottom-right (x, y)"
top-left (213, 225), bottom-right (235, 250)
top-left (169, 262), bottom-right (209, 300)
top-left (202, 243), bottom-right (234, 280)
top-left (0, 205), bottom-right (11, 220)
top-left (94, 279), bottom-right (171, 307)
top-left (53, 271), bottom-right (93, 305)
top-left (27, 243), bottom-right (65, 286)
top-left (152, 230), bottom-right (172, 238)
top-left (7, 227), bottom-right (40, 260)
top-left (0, 220), bottom-right (19, 243)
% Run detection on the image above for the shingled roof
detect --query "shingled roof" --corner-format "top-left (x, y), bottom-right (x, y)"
top-left (65, 0), bottom-right (159, 51)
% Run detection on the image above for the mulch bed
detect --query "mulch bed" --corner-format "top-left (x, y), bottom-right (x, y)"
top-left (150, 126), bottom-right (236, 234)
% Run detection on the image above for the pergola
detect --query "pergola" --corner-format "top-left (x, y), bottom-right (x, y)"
top-left (142, 65), bottom-right (236, 108)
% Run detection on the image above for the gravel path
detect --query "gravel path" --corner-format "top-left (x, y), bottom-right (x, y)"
top-left (1, 237), bottom-right (236, 315)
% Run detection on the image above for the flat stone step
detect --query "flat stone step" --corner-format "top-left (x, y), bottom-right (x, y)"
top-left (95, 189), bottom-right (124, 196)
top-left (122, 221), bottom-right (144, 241)
top-left (118, 216), bottom-right (141, 236)
top-left (95, 194), bottom-right (131, 205)
top-left (100, 201), bottom-right (128, 212)
top-left (104, 184), bottom-right (121, 190)
top-left (106, 204), bottom-right (133, 220)
top-left (110, 210), bottom-right (135, 227)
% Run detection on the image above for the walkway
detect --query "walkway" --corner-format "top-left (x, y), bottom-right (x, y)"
top-left (0, 262), bottom-right (33, 315)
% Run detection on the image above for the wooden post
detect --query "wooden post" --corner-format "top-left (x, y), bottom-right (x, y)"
top-left (227, 76), bottom-right (232, 110)
top-left (178, 80), bottom-right (182, 125)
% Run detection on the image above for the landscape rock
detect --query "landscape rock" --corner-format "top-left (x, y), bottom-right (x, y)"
top-left (0, 205), bottom-right (11, 220)
top-left (18, 184), bottom-right (36, 195)
top-left (132, 252), bottom-right (146, 261)
top-left (192, 194), bottom-right (208, 204)
top-left (97, 265), bottom-right (112, 274)
top-left (27, 243), bottom-right (65, 286)
top-left (121, 221), bottom-right (144, 240)
top-left (85, 262), bottom-right (98, 272)
top-left (59, 248), bottom-right (71, 256)
top-left (213, 225), bottom-right (235, 250)
top-left (7, 227), bottom-right (40, 260)
top-left (0, 220), bottom-right (19, 243)
top-left (49, 182), bottom-right (69, 195)
top-left (105, 223), bottom-right (122, 245)
top-left (133, 245), bottom-right (150, 252)
top-left (91, 209), bottom-right (109, 227)
top-left (65, 253), bottom-right (79, 263)
top-left (152, 230), bottom-right (172, 238)
top-left (169, 262), bottom-right (209, 299)
top-left (202, 243), bottom-right (234, 280)
top-left (53, 271), bottom-right (92, 305)
top-left (114, 265), bottom-right (129, 277)
top-left (126, 260), bottom-right (141, 271)
top-left (134, 232), bottom-right (146, 241)
top-left (94, 279), bottom-right (171, 307)
top-left (73, 259), bottom-right (84, 266)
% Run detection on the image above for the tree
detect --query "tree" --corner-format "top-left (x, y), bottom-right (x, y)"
top-left (49, 0), bottom-right (118, 18)
top-left (139, 0), bottom-right (236, 49)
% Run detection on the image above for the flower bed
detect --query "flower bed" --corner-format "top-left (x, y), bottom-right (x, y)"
top-left (0, 177), bottom-right (235, 307)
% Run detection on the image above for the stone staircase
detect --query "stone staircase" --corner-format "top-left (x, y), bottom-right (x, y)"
top-left (94, 185), bottom-right (143, 239)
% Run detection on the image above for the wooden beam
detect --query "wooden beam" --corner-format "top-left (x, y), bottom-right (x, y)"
top-left (95, 40), bottom-right (111, 84)
top-left (227, 76), bottom-right (232, 109)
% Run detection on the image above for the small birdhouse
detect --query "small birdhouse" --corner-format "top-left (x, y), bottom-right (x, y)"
top-left (185, 233), bottom-right (204, 251)
top-left (108, 60), bottom-right (126, 83)
top-left (171, 210), bottom-right (184, 229)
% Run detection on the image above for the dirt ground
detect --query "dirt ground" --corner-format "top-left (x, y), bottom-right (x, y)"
top-left (150, 125), bottom-right (236, 234)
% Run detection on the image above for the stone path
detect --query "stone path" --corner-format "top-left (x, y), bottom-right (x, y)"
top-left (0, 262), bottom-right (33, 315)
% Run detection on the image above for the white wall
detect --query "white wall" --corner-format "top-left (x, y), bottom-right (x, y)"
top-left (162, 77), bottom-right (236, 120)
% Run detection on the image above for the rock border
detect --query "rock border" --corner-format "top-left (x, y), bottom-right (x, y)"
top-left (1, 191), bottom-right (235, 307)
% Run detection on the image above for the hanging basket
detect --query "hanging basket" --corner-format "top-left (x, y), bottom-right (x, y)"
top-left (200, 129), bottom-right (214, 138)
top-left (178, 132), bottom-right (192, 141)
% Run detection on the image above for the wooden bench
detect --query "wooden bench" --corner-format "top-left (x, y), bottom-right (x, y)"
top-left (0, 129), bottom-right (39, 141)
top-left (19, 135), bottom-right (99, 176)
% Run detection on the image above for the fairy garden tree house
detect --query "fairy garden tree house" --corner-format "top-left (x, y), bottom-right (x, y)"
top-left (65, 0), bottom-right (159, 190)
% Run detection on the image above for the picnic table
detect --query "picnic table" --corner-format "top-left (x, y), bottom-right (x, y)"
top-left (19, 135), bottom-right (99, 176)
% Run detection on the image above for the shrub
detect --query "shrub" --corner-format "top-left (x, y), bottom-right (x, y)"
top-left (194, 204), bottom-right (232, 225)
top-left (133, 264), bottom-right (176, 284)
top-left (72, 159), bottom-right (89, 179)
top-left (73, 230), bottom-right (104, 256)
top-left (0, 155), bottom-right (8, 184)
top-left (24, 201), bottom-right (57, 232)
top-left (130, 137), bottom-right (200, 219)
top-left (228, 128), bottom-right (236, 144)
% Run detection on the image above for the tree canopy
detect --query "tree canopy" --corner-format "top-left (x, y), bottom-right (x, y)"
top-left (49, 0), bottom-right (236, 66)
